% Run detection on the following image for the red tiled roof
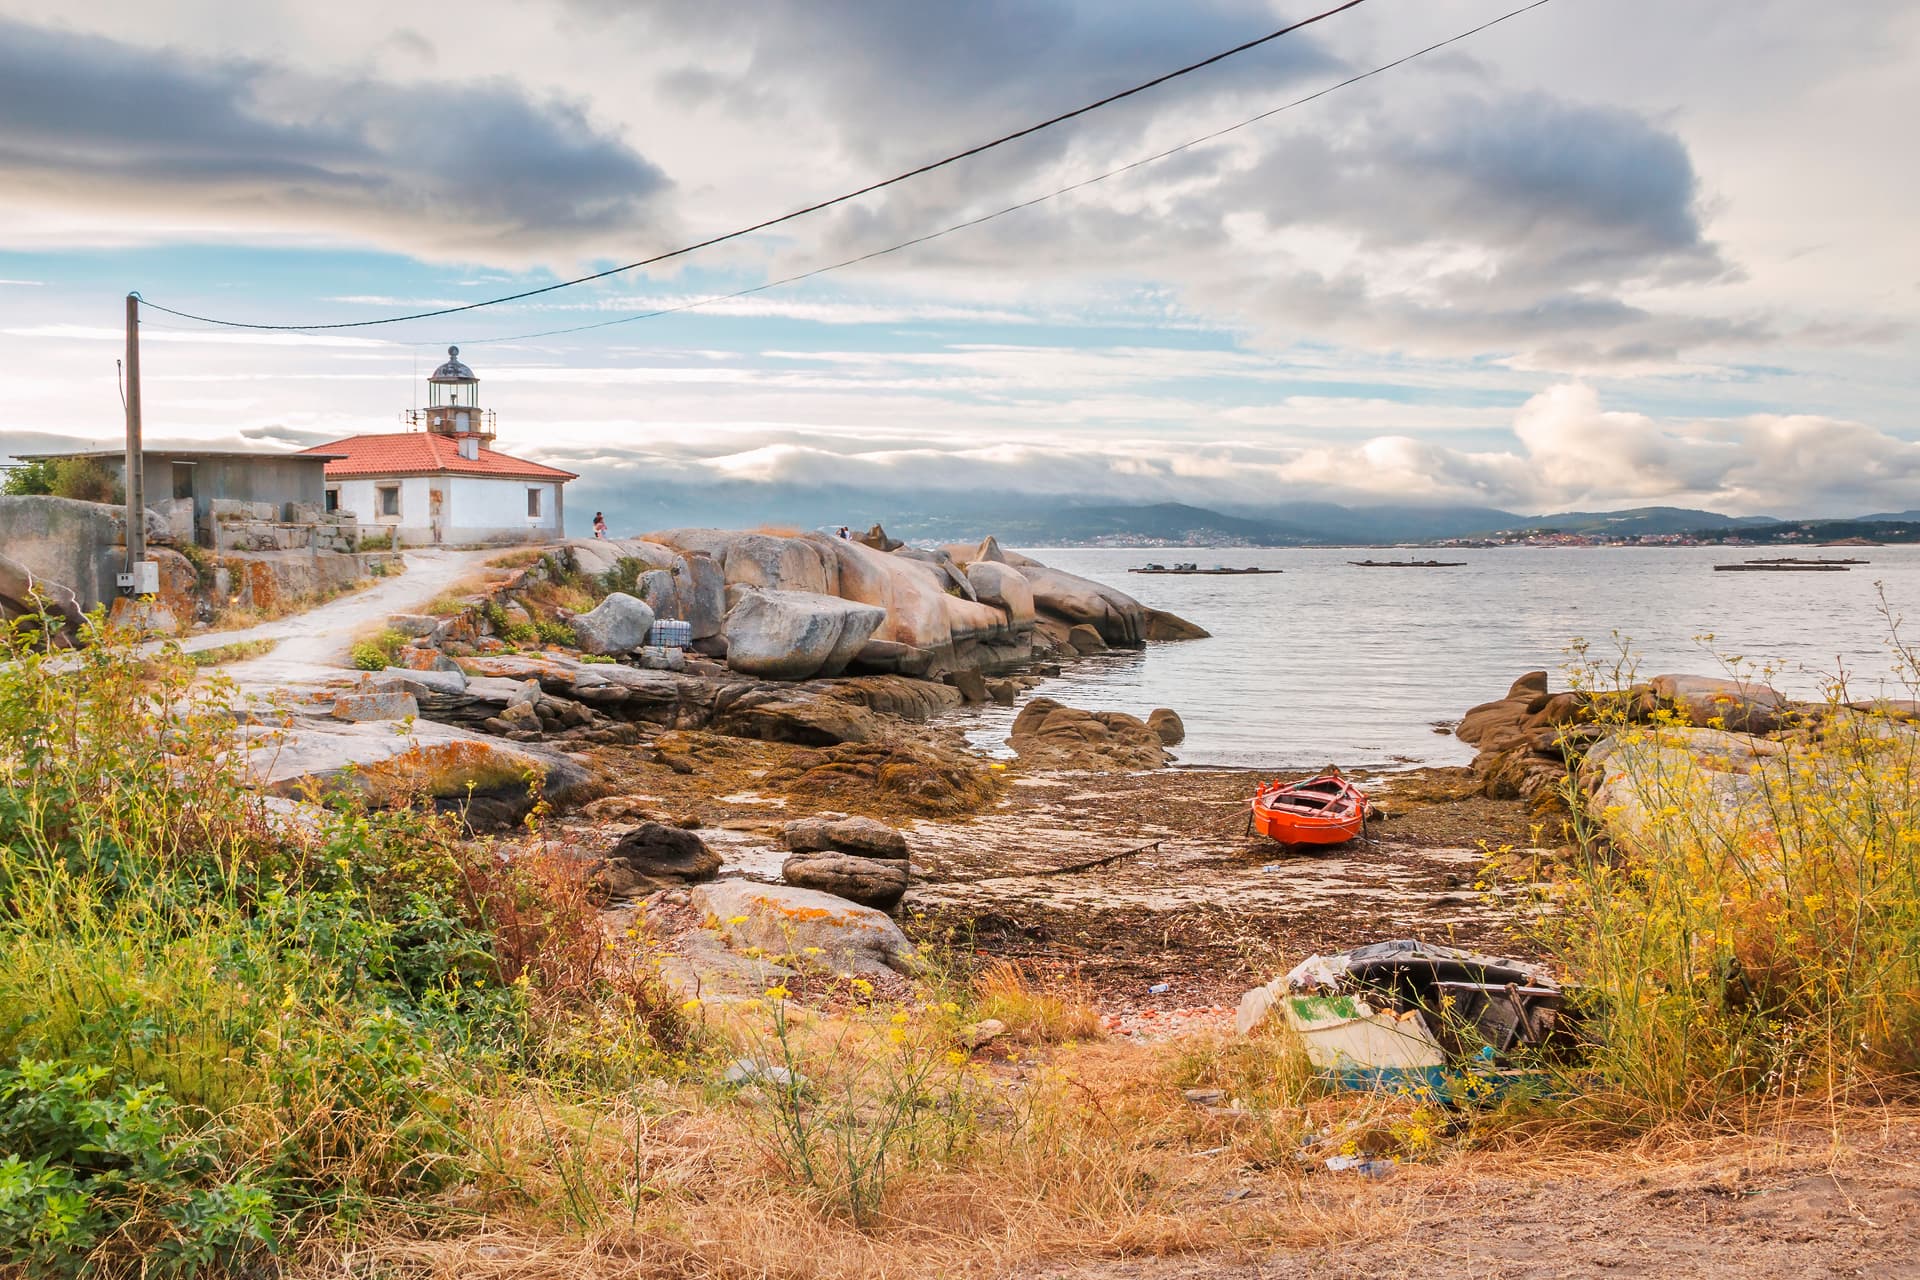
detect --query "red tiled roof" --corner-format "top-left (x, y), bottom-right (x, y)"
top-left (299, 433), bottom-right (577, 481)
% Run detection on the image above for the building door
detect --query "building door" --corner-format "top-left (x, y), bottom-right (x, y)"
top-left (428, 486), bottom-right (445, 545)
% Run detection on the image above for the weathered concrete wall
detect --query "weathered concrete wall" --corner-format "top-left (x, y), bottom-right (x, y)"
top-left (107, 453), bottom-right (331, 529)
top-left (0, 495), bottom-right (125, 607)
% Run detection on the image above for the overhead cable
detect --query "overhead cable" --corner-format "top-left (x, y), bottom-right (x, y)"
top-left (134, 0), bottom-right (1371, 331)
top-left (435, 0), bottom-right (1562, 347)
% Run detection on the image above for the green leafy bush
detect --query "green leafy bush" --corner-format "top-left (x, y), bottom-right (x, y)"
top-left (1, 457), bottom-right (122, 504)
top-left (350, 627), bottom-right (411, 671)
top-left (0, 619), bottom-right (676, 1271)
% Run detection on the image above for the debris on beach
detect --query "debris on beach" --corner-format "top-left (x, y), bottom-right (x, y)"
top-left (1237, 938), bottom-right (1567, 1092)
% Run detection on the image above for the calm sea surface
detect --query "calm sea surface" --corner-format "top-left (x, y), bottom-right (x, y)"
top-left (954, 546), bottom-right (1920, 770)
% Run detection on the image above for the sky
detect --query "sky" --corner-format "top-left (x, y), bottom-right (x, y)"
top-left (0, 0), bottom-right (1916, 521)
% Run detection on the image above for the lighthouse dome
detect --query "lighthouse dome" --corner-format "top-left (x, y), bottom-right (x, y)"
top-left (429, 345), bottom-right (476, 383)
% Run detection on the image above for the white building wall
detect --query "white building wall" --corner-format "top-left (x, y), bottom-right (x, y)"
top-left (447, 475), bottom-right (563, 542)
top-left (326, 474), bottom-right (565, 546)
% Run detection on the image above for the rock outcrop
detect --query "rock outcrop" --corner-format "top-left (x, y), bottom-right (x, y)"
top-left (1647, 673), bottom-right (1788, 734)
top-left (783, 815), bottom-right (911, 858)
top-left (592, 822), bottom-right (721, 898)
top-left (1457, 668), bottom-right (1799, 818)
top-left (780, 852), bottom-right (910, 909)
top-left (722, 588), bottom-right (886, 681)
top-left (632, 527), bottom-right (1187, 680)
top-left (570, 592), bottom-right (655, 656)
top-left (1009, 697), bottom-right (1174, 771)
top-left (691, 880), bottom-right (916, 976)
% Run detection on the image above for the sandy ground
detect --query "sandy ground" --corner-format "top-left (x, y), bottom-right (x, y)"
top-left (1009, 1117), bottom-right (1920, 1279)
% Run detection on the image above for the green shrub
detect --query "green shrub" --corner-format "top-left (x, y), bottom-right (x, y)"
top-left (0, 618), bottom-right (663, 1270)
top-left (482, 600), bottom-right (537, 645)
top-left (534, 620), bottom-right (576, 647)
top-left (1, 457), bottom-right (123, 504)
top-left (350, 628), bottom-right (411, 671)
top-left (0, 1061), bottom-right (274, 1275)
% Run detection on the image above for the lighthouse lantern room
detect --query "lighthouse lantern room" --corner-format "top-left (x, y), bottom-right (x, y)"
top-left (421, 346), bottom-right (495, 444)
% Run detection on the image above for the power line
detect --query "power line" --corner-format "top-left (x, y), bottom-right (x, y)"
top-left (433, 0), bottom-right (1563, 348)
top-left (135, 0), bottom-right (1371, 332)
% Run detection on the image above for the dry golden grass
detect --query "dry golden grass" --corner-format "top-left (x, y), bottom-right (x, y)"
top-left (974, 960), bottom-right (1104, 1044)
top-left (291, 1034), bottom-right (1380, 1280)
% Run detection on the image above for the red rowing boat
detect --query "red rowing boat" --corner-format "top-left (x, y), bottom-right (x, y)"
top-left (1251, 770), bottom-right (1369, 846)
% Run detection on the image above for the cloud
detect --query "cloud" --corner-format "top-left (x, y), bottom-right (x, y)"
top-left (780, 79), bottom-right (1748, 370)
top-left (0, 16), bottom-right (671, 259)
top-left (526, 382), bottom-right (1920, 518)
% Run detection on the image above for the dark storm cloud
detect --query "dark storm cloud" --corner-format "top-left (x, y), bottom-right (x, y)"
top-left (0, 17), bottom-right (671, 255)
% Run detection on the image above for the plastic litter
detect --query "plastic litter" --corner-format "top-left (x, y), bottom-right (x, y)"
top-left (1148, 982), bottom-right (1171, 994)
top-left (1324, 1155), bottom-right (1397, 1178)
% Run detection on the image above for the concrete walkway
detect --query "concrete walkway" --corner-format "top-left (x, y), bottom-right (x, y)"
top-left (183, 547), bottom-right (496, 683)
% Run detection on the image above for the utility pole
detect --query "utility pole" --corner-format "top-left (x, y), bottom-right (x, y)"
top-left (123, 291), bottom-right (145, 584)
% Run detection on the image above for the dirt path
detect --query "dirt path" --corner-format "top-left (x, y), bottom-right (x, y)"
top-left (184, 547), bottom-right (494, 680)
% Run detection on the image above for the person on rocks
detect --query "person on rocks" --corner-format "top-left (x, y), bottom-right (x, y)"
top-left (593, 511), bottom-right (608, 539)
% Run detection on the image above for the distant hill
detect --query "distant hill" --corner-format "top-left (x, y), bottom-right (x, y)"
top-left (1482, 507), bottom-right (1784, 537)
top-left (575, 480), bottom-right (1917, 547)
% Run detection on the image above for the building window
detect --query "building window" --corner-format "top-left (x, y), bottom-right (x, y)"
top-left (324, 487), bottom-right (340, 514)
top-left (526, 487), bottom-right (543, 519)
top-left (171, 461), bottom-right (195, 502)
top-left (377, 484), bottom-right (400, 518)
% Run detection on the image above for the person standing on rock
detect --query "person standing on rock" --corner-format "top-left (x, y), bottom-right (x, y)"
top-left (593, 511), bottom-right (608, 539)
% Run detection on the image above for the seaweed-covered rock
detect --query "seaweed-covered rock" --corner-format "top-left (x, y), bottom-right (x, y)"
top-left (1009, 697), bottom-right (1171, 771)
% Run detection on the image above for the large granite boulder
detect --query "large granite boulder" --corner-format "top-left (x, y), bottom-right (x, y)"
top-left (1143, 608), bottom-right (1210, 641)
top-left (723, 588), bottom-right (885, 681)
top-left (1148, 708), bottom-right (1186, 746)
top-left (682, 553), bottom-right (725, 639)
top-left (567, 537), bottom-right (675, 583)
top-left (781, 852), bottom-right (910, 910)
top-left (721, 533), bottom-right (835, 595)
top-left (571, 592), bottom-right (654, 655)
top-left (1649, 674), bottom-right (1788, 734)
top-left (594, 822), bottom-right (721, 898)
top-left (630, 568), bottom-right (679, 619)
top-left (691, 880), bottom-right (916, 975)
top-left (1017, 563), bottom-right (1148, 646)
top-left (1009, 697), bottom-right (1171, 771)
top-left (782, 815), bottom-right (910, 858)
top-left (0, 551), bottom-right (86, 645)
top-left (964, 560), bottom-right (1035, 628)
top-left (1583, 727), bottom-right (1785, 854)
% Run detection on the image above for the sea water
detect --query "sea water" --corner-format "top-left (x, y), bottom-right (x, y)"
top-left (954, 545), bottom-right (1920, 770)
